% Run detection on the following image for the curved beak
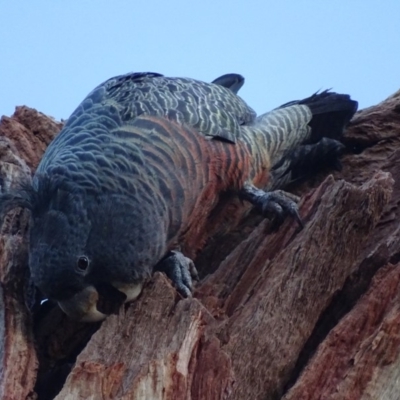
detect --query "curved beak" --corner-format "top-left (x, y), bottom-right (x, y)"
top-left (58, 285), bottom-right (107, 322)
top-left (57, 282), bottom-right (143, 322)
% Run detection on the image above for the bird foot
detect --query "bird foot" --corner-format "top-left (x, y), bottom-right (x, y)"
top-left (154, 250), bottom-right (199, 297)
top-left (240, 183), bottom-right (303, 229)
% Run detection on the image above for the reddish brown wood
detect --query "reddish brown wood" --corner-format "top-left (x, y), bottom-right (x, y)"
top-left (283, 262), bottom-right (400, 400)
top-left (1, 90), bottom-right (400, 399)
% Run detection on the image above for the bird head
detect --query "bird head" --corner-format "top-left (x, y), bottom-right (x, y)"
top-left (1, 174), bottom-right (159, 321)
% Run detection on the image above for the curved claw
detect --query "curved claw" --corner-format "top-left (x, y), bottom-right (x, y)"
top-left (154, 250), bottom-right (198, 297)
top-left (240, 184), bottom-right (304, 229)
top-left (267, 190), bottom-right (304, 229)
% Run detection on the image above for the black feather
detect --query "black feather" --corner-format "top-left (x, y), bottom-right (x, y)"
top-left (0, 181), bottom-right (35, 218)
top-left (279, 90), bottom-right (358, 144)
top-left (212, 73), bottom-right (245, 94)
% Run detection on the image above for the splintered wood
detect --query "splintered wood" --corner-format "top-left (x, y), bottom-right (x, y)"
top-left (1, 92), bottom-right (400, 399)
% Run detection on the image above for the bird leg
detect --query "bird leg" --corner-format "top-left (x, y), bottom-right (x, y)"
top-left (154, 250), bottom-right (199, 297)
top-left (240, 183), bottom-right (303, 229)
top-left (285, 138), bottom-right (345, 177)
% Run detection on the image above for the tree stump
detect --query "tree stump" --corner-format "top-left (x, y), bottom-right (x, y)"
top-left (1, 90), bottom-right (400, 399)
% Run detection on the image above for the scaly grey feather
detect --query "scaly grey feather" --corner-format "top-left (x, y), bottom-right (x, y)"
top-left (0, 71), bottom-right (357, 322)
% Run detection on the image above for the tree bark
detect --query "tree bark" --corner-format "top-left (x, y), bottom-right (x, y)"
top-left (1, 91), bottom-right (400, 399)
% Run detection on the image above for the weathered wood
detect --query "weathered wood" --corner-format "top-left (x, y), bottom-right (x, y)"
top-left (283, 262), bottom-right (400, 400)
top-left (1, 92), bottom-right (400, 399)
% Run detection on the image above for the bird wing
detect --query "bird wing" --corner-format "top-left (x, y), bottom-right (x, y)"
top-left (65, 72), bottom-right (256, 144)
top-left (211, 73), bottom-right (245, 94)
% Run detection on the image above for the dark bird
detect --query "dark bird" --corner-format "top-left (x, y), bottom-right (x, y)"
top-left (0, 72), bottom-right (358, 321)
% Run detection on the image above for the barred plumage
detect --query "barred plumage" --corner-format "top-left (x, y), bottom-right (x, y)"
top-left (0, 72), bottom-right (358, 321)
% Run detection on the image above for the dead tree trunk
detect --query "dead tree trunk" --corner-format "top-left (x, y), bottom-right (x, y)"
top-left (1, 91), bottom-right (400, 399)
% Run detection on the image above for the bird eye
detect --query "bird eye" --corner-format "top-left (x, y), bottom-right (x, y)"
top-left (76, 256), bottom-right (90, 272)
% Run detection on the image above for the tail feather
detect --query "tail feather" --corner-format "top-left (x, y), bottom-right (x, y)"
top-left (268, 90), bottom-right (358, 189)
top-left (279, 90), bottom-right (358, 143)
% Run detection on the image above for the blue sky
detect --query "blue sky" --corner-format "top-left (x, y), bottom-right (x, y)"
top-left (1, 1), bottom-right (399, 121)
